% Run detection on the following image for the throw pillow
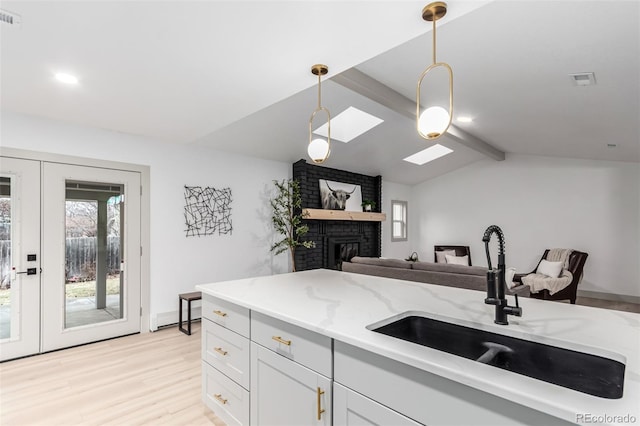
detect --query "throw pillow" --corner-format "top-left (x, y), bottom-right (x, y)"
top-left (445, 254), bottom-right (469, 266)
top-left (536, 259), bottom-right (563, 278)
top-left (505, 267), bottom-right (517, 289)
top-left (436, 249), bottom-right (456, 263)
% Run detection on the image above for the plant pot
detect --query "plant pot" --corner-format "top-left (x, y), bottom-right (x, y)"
top-left (363, 205), bottom-right (372, 212)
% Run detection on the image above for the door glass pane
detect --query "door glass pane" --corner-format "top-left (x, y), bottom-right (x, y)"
top-left (0, 177), bottom-right (13, 339)
top-left (65, 181), bottom-right (124, 329)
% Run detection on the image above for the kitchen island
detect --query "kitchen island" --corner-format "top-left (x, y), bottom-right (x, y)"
top-left (196, 269), bottom-right (640, 426)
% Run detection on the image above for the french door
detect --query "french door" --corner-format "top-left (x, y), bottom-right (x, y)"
top-left (0, 157), bottom-right (142, 360)
top-left (0, 158), bottom-right (41, 360)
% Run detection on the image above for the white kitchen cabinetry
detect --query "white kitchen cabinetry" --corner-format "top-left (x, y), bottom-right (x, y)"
top-left (201, 294), bottom-right (251, 426)
top-left (201, 290), bottom-right (576, 426)
top-left (251, 342), bottom-right (331, 426)
top-left (333, 383), bottom-right (420, 426)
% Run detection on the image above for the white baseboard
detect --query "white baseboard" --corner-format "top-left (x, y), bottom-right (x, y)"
top-left (149, 306), bottom-right (202, 331)
top-left (577, 290), bottom-right (640, 305)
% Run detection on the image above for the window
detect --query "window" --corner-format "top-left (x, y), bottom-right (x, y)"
top-left (391, 200), bottom-right (407, 242)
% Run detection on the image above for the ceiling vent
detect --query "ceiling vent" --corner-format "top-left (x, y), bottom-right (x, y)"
top-left (569, 72), bottom-right (596, 86)
top-left (0, 9), bottom-right (21, 27)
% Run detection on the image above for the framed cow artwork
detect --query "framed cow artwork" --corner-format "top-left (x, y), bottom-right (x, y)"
top-left (319, 179), bottom-right (362, 212)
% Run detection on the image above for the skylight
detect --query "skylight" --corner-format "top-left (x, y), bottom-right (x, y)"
top-left (403, 144), bottom-right (453, 165)
top-left (313, 106), bottom-right (383, 143)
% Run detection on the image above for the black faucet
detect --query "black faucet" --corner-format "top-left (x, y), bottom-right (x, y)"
top-left (482, 225), bottom-right (522, 325)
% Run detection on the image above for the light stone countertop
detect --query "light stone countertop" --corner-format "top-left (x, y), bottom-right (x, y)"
top-left (196, 269), bottom-right (640, 425)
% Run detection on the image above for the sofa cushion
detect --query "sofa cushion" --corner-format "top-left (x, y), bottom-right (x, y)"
top-left (412, 261), bottom-right (487, 276)
top-left (349, 256), bottom-right (412, 269)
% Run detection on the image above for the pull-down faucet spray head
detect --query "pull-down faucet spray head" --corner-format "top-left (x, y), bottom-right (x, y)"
top-left (482, 225), bottom-right (520, 325)
top-left (482, 225), bottom-right (505, 270)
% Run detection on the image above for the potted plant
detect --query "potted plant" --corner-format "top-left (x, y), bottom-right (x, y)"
top-left (361, 199), bottom-right (376, 212)
top-left (270, 179), bottom-right (315, 272)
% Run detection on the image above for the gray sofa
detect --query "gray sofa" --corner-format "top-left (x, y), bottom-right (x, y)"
top-left (342, 256), bottom-right (489, 292)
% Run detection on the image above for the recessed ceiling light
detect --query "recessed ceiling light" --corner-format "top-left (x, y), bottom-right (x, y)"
top-left (457, 116), bottom-right (473, 123)
top-left (55, 73), bottom-right (79, 85)
top-left (403, 144), bottom-right (453, 165)
top-left (313, 106), bottom-right (383, 143)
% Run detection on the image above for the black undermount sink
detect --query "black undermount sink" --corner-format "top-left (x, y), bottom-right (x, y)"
top-left (372, 315), bottom-right (625, 399)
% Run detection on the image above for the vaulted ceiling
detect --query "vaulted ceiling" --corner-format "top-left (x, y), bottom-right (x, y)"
top-left (2, 1), bottom-right (638, 184)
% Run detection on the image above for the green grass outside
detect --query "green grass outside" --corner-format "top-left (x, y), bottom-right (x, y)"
top-left (0, 278), bottom-right (121, 306)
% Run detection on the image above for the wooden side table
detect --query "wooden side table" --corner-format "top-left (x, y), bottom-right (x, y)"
top-left (178, 291), bottom-right (202, 335)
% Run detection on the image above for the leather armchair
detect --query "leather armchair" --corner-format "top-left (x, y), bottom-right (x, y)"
top-left (514, 249), bottom-right (588, 304)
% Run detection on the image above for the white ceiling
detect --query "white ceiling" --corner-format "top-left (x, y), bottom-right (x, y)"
top-left (1, 1), bottom-right (638, 185)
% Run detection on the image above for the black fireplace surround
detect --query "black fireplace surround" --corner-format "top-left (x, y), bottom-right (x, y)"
top-left (293, 160), bottom-right (382, 271)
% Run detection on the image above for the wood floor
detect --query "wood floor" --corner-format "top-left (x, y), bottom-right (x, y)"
top-left (0, 323), bottom-right (223, 426)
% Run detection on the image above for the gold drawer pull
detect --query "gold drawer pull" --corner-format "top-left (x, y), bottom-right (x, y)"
top-left (317, 387), bottom-right (325, 420)
top-left (214, 393), bottom-right (227, 405)
top-left (272, 336), bottom-right (291, 346)
top-left (213, 310), bottom-right (227, 317)
top-left (214, 347), bottom-right (228, 356)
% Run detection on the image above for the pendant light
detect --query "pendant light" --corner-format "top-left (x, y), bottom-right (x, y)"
top-left (308, 64), bottom-right (331, 164)
top-left (417, 2), bottom-right (453, 140)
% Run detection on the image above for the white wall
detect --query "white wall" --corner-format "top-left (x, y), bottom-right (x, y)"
top-left (1, 112), bottom-right (290, 326)
top-left (381, 180), bottom-right (413, 260)
top-left (411, 154), bottom-right (640, 298)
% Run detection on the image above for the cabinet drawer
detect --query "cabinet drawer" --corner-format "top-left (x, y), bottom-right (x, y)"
top-left (202, 294), bottom-right (250, 338)
top-left (251, 311), bottom-right (332, 377)
top-left (202, 318), bottom-right (250, 390)
top-left (202, 361), bottom-right (250, 426)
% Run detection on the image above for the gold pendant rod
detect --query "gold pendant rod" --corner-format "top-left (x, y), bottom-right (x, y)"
top-left (432, 18), bottom-right (436, 64)
top-left (318, 73), bottom-right (322, 109)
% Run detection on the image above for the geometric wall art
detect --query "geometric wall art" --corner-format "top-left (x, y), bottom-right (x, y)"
top-left (183, 186), bottom-right (233, 237)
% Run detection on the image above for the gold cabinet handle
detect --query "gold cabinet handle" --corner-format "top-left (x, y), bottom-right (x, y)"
top-left (317, 387), bottom-right (325, 420)
top-left (214, 347), bottom-right (228, 356)
top-left (272, 336), bottom-right (291, 346)
top-left (214, 393), bottom-right (227, 405)
top-left (213, 310), bottom-right (227, 317)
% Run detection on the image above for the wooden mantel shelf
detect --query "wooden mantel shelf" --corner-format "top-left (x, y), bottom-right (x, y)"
top-left (303, 208), bottom-right (386, 222)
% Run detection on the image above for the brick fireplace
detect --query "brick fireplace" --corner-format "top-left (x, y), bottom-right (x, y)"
top-left (293, 160), bottom-right (382, 271)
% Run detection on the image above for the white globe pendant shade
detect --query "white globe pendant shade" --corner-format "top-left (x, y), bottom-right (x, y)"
top-left (418, 106), bottom-right (451, 139)
top-left (308, 138), bottom-right (330, 163)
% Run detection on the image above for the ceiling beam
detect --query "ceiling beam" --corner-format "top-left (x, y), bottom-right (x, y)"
top-left (332, 68), bottom-right (505, 161)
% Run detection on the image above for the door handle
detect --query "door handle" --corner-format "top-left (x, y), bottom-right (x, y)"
top-left (12, 267), bottom-right (38, 277)
top-left (316, 387), bottom-right (325, 420)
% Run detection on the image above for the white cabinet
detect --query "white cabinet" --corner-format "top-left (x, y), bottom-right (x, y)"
top-left (202, 295), bottom-right (333, 426)
top-left (333, 383), bottom-right (421, 426)
top-left (250, 342), bottom-right (331, 426)
top-left (201, 293), bottom-right (572, 426)
top-left (201, 294), bottom-right (251, 426)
